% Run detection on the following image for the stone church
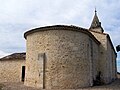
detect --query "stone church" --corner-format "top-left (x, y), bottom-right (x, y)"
top-left (0, 11), bottom-right (117, 89)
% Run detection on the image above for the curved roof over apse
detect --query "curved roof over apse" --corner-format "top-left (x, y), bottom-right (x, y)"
top-left (24, 25), bottom-right (100, 45)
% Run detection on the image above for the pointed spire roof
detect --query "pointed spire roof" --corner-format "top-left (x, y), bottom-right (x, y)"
top-left (89, 9), bottom-right (104, 33)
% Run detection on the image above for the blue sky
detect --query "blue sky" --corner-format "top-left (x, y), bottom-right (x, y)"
top-left (0, 0), bottom-right (120, 71)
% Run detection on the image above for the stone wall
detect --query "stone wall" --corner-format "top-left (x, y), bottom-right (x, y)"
top-left (89, 38), bottom-right (99, 82)
top-left (0, 60), bottom-right (25, 82)
top-left (90, 31), bottom-right (117, 84)
top-left (106, 36), bottom-right (117, 81)
top-left (24, 29), bottom-right (99, 89)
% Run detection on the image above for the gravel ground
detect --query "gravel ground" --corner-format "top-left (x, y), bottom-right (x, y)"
top-left (1, 79), bottom-right (120, 90)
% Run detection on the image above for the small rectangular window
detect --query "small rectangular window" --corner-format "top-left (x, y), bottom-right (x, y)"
top-left (21, 66), bottom-right (25, 82)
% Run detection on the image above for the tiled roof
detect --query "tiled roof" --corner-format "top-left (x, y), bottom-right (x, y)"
top-left (0, 52), bottom-right (26, 61)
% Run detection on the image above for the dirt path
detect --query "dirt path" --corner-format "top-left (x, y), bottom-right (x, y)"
top-left (1, 79), bottom-right (120, 90)
top-left (0, 82), bottom-right (40, 90)
top-left (88, 78), bottom-right (120, 90)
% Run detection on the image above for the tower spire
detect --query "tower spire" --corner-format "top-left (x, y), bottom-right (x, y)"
top-left (89, 9), bottom-right (104, 33)
top-left (95, 7), bottom-right (97, 13)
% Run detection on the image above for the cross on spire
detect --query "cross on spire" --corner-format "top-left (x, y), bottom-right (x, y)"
top-left (95, 7), bottom-right (97, 13)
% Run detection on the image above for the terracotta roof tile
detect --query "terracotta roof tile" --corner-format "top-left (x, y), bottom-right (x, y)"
top-left (0, 52), bottom-right (26, 61)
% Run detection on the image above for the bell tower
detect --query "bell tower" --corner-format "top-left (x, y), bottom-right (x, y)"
top-left (89, 9), bottom-right (104, 33)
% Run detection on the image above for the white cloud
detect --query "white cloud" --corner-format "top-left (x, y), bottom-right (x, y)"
top-left (0, 50), bottom-right (10, 58)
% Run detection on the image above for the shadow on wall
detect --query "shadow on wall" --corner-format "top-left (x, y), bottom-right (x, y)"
top-left (93, 71), bottom-right (104, 86)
